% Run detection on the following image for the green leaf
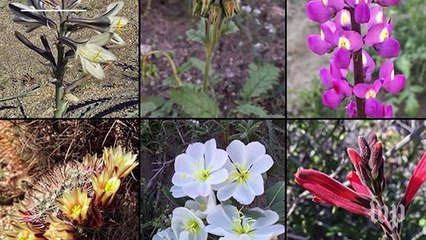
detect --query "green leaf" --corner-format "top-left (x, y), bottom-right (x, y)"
top-left (234, 103), bottom-right (269, 117)
top-left (242, 64), bottom-right (280, 99)
top-left (162, 187), bottom-right (188, 207)
top-left (141, 97), bottom-right (165, 117)
top-left (405, 94), bottom-right (419, 117)
top-left (222, 20), bottom-right (239, 35)
top-left (186, 19), bottom-right (206, 44)
top-left (266, 181), bottom-right (284, 212)
top-left (170, 86), bottom-right (220, 117)
top-left (242, 209), bottom-right (265, 219)
top-left (395, 55), bottom-right (411, 78)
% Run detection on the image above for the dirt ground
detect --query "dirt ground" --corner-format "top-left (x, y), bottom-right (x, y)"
top-left (287, 0), bottom-right (328, 116)
top-left (0, 0), bottom-right (139, 118)
top-left (140, 0), bottom-right (285, 116)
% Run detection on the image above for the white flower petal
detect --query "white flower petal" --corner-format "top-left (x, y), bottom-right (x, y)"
top-left (80, 57), bottom-right (105, 79)
top-left (197, 182), bottom-right (211, 197)
top-left (252, 225), bottom-right (284, 237)
top-left (245, 141), bottom-right (266, 166)
top-left (226, 140), bottom-right (247, 166)
top-left (104, 1), bottom-right (124, 18)
top-left (247, 174), bottom-right (264, 196)
top-left (170, 185), bottom-right (186, 198)
top-left (172, 172), bottom-right (194, 186)
top-left (249, 154), bottom-right (273, 174)
top-left (87, 32), bottom-right (112, 46)
top-left (252, 209), bottom-right (279, 228)
top-left (111, 33), bottom-right (125, 45)
top-left (182, 182), bottom-right (202, 199)
top-left (208, 149), bottom-right (228, 171)
top-left (206, 205), bottom-right (235, 234)
top-left (233, 183), bottom-right (255, 205)
top-left (175, 154), bottom-right (194, 174)
top-left (209, 169), bottom-right (228, 185)
top-left (186, 142), bottom-right (205, 162)
top-left (217, 182), bottom-right (237, 201)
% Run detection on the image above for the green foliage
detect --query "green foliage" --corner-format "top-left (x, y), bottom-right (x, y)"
top-left (170, 86), bottom-right (219, 117)
top-left (266, 181), bottom-right (284, 221)
top-left (242, 64), bottom-right (280, 99)
top-left (233, 103), bottom-right (268, 117)
top-left (186, 19), bottom-right (206, 44)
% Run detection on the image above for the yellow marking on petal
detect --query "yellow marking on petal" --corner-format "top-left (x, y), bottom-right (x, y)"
top-left (362, 52), bottom-right (367, 66)
top-left (114, 19), bottom-right (125, 34)
top-left (71, 205), bottom-right (82, 219)
top-left (376, 11), bottom-right (383, 23)
top-left (365, 89), bottom-right (377, 99)
top-left (320, 29), bottom-right (325, 41)
top-left (235, 170), bottom-right (250, 184)
top-left (92, 49), bottom-right (105, 63)
top-left (380, 27), bottom-right (389, 42)
top-left (17, 231), bottom-right (31, 240)
top-left (391, 70), bottom-right (395, 80)
top-left (195, 169), bottom-right (211, 182)
top-left (183, 218), bottom-right (201, 234)
top-left (338, 37), bottom-right (351, 50)
top-left (322, 0), bottom-right (328, 5)
top-left (105, 177), bottom-right (120, 194)
top-left (341, 11), bottom-right (351, 25)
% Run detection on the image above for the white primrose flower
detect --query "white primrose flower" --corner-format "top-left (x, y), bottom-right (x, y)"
top-left (185, 190), bottom-right (217, 219)
top-left (206, 205), bottom-right (285, 240)
top-left (76, 32), bottom-right (117, 79)
top-left (217, 140), bottom-right (273, 205)
top-left (172, 207), bottom-right (208, 240)
top-left (172, 139), bottom-right (228, 199)
top-left (153, 227), bottom-right (176, 240)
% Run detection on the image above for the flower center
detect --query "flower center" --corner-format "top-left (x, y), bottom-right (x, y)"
top-left (338, 37), bottom-right (351, 50)
top-left (376, 11), bottom-right (383, 23)
top-left (183, 218), bottom-right (201, 234)
top-left (365, 89), bottom-right (377, 99)
top-left (321, 0), bottom-right (328, 6)
top-left (105, 177), bottom-right (120, 194)
top-left (340, 11), bottom-right (351, 26)
top-left (71, 205), bottom-right (83, 218)
top-left (17, 231), bottom-right (32, 240)
top-left (195, 169), bottom-right (211, 182)
top-left (199, 203), bottom-right (208, 211)
top-left (91, 49), bottom-right (105, 63)
top-left (114, 19), bottom-right (125, 33)
top-left (236, 169), bottom-right (250, 184)
top-left (380, 27), bottom-right (389, 42)
top-left (232, 220), bottom-right (253, 235)
top-left (362, 52), bottom-right (367, 66)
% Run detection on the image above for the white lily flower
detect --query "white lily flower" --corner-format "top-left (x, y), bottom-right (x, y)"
top-left (172, 139), bottom-right (228, 199)
top-left (100, 2), bottom-right (128, 45)
top-left (153, 227), bottom-right (176, 240)
top-left (171, 207), bottom-right (208, 240)
top-left (185, 190), bottom-right (217, 219)
top-left (76, 32), bottom-right (117, 79)
top-left (206, 205), bottom-right (285, 240)
top-left (217, 140), bottom-right (273, 205)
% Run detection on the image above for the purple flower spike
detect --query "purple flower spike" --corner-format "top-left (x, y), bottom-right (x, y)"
top-left (355, 2), bottom-right (371, 23)
top-left (306, 0), bottom-right (332, 23)
top-left (353, 80), bottom-right (381, 99)
top-left (365, 98), bottom-right (393, 118)
top-left (306, 0), bottom-right (405, 117)
top-left (346, 101), bottom-right (358, 118)
top-left (375, 38), bottom-right (400, 58)
top-left (379, 61), bottom-right (406, 94)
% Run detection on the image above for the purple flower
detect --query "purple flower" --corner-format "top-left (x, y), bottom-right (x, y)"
top-left (306, 0), bottom-right (405, 118)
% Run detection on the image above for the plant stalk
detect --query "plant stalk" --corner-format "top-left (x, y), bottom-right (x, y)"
top-left (350, 9), bottom-right (366, 117)
top-left (54, 13), bottom-right (67, 118)
top-left (203, 17), bottom-right (220, 92)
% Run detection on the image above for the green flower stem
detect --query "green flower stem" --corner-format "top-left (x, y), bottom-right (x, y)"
top-left (142, 51), bottom-right (182, 87)
top-left (203, 17), bottom-right (220, 92)
top-left (54, 14), bottom-right (67, 118)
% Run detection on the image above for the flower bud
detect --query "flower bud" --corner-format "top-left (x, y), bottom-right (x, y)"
top-left (201, 0), bottom-right (213, 17)
top-left (221, 0), bottom-right (239, 18)
top-left (192, 0), bottom-right (202, 16)
top-left (209, 3), bottom-right (221, 23)
top-left (358, 136), bottom-right (371, 165)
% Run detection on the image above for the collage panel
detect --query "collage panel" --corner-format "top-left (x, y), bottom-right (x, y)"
top-left (0, 0), bottom-right (139, 118)
top-left (0, 120), bottom-right (139, 239)
top-left (140, 0), bottom-right (285, 118)
top-left (287, 120), bottom-right (426, 239)
top-left (141, 119), bottom-right (285, 239)
top-left (287, 0), bottom-right (426, 118)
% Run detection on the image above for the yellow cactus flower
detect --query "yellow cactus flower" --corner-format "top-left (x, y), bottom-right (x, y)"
top-left (82, 153), bottom-right (103, 172)
top-left (4, 222), bottom-right (43, 240)
top-left (56, 187), bottom-right (91, 225)
top-left (91, 169), bottom-right (121, 207)
top-left (103, 146), bottom-right (138, 179)
top-left (44, 216), bottom-right (76, 240)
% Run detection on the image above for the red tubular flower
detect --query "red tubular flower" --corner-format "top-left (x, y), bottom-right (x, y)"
top-left (347, 170), bottom-right (372, 197)
top-left (401, 153), bottom-right (426, 209)
top-left (295, 168), bottom-right (372, 216)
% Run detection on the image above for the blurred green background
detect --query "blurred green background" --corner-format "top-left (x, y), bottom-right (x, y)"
top-left (287, 120), bottom-right (426, 239)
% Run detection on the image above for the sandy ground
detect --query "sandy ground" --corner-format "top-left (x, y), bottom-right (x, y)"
top-left (0, 0), bottom-right (139, 118)
top-left (287, 0), bottom-right (328, 116)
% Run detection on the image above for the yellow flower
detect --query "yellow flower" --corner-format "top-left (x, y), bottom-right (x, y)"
top-left (44, 216), bottom-right (76, 240)
top-left (56, 187), bottom-right (91, 225)
top-left (91, 169), bottom-right (121, 207)
top-left (82, 153), bottom-right (103, 172)
top-left (103, 146), bottom-right (138, 179)
top-left (4, 222), bottom-right (43, 240)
